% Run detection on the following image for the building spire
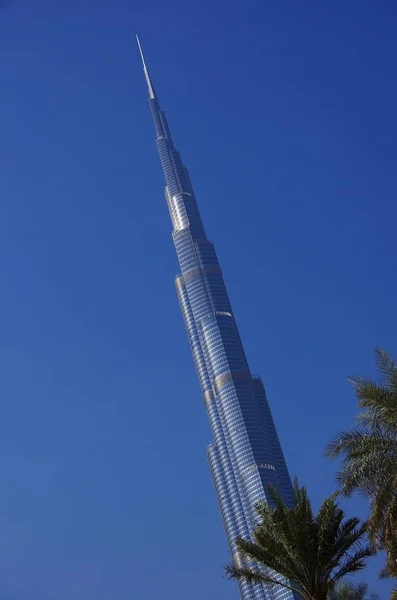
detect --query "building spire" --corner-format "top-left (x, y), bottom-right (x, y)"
top-left (136, 35), bottom-right (155, 100)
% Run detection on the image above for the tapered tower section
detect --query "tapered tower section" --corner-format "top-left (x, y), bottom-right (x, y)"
top-left (137, 37), bottom-right (294, 600)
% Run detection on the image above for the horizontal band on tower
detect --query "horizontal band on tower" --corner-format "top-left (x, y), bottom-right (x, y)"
top-left (243, 462), bottom-right (276, 476)
top-left (182, 264), bottom-right (222, 283)
top-left (175, 275), bottom-right (185, 291)
top-left (213, 370), bottom-right (252, 395)
top-left (203, 389), bottom-right (214, 405)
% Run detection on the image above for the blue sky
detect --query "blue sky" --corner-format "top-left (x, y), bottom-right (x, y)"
top-left (0, 1), bottom-right (396, 599)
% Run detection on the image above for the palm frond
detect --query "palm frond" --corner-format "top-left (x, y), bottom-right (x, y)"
top-left (375, 347), bottom-right (397, 391)
top-left (331, 546), bottom-right (376, 583)
top-left (327, 348), bottom-right (397, 598)
top-left (226, 482), bottom-right (372, 600)
top-left (332, 581), bottom-right (379, 600)
top-left (225, 564), bottom-right (300, 595)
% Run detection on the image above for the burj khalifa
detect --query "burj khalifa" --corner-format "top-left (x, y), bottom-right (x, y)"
top-left (137, 37), bottom-right (294, 600)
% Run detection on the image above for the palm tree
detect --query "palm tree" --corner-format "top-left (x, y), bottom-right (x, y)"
top-left (325, 348), bottom-right (397, 591)
top-left (332, 581), bottom-right (378, 600)
top-left (225, 481), bottom-right (374, 600)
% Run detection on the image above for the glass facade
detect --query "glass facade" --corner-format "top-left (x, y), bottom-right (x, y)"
top-left (138, 39), bottom-right (294, 600)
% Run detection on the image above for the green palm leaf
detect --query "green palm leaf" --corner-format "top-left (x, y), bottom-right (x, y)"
top-left (225, 481), bottom-right (374, 600)
top-left (332, 581), bottom-right (379, 600)
top-left (326, 348), bottom-right (397, 597)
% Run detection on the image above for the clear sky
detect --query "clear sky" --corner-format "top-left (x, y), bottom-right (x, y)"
top-left (0, 1), bottom-right (396, 599)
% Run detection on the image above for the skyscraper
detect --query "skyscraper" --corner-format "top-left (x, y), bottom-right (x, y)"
top-left (137, 37), bottom-right (294, 600)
